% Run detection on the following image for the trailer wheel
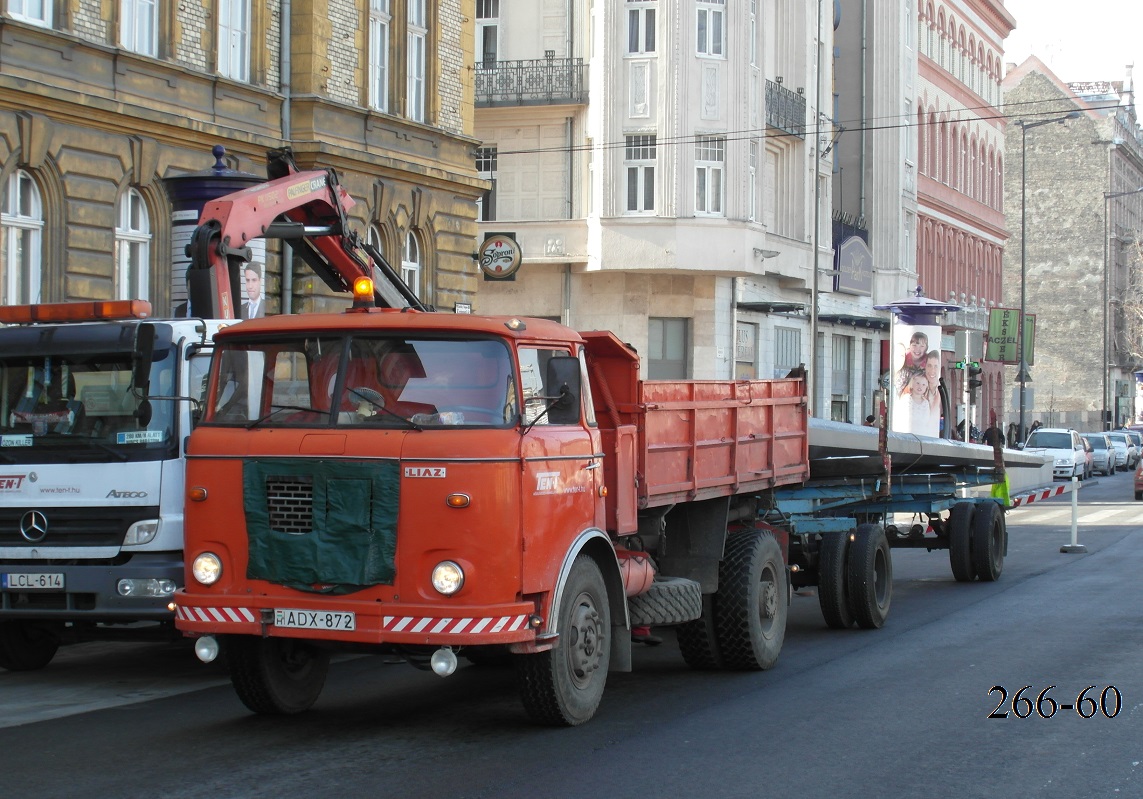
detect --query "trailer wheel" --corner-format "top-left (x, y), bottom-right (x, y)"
top-left (948, 502), bottom-right (976, 583)
top-left (677, 596), bottom-right (724, 670)
top-left (628, 576), bottom-right (702, 626)
top-left (227, 636), bottom-right (330, 715)
top-left (517, 556), bottom-right (609, 726)
top-left (712, 530), bottom-right (787, 670)
top-left (971, 502), bottom-right (1006, 582)
top-left (846, 524), bottom-right (892, 629)
top-left (817, 531), bottom-right (854, 629)
top-left (0, 620), bottom-right (63, 671)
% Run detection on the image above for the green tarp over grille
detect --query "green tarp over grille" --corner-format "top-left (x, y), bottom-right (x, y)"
top-left (243, 459), bottom-right (398, 589)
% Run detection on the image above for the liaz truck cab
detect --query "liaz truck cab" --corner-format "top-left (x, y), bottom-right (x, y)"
top-left (0, 300), bottom-right (221, 669)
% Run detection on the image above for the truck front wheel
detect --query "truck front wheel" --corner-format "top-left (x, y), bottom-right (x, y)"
top-left (0, 620), bottom-right (63, 671)
top-left (516, 556), bottom-right (610, 726)
top-left (226, 636), bottom-right (330, 715)
top-left (714, 530), bottom-right (787, 670)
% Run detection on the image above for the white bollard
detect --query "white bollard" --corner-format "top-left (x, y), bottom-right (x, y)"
top-left (1060, 475), bottom-right (1087, 554)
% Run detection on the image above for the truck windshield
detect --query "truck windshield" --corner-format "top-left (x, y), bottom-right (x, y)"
top-left (0, 347), bottom-right (180, 464)
top-left (206, 335), bottom-right (518, 428)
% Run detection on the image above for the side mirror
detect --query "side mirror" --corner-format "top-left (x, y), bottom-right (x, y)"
top-left (545, 356), bottom-right (581, 424)
top-left (132, 323), bottom-right (155, 396)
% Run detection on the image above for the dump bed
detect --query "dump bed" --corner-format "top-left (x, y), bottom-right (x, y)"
top-left (581, 331), bottom-right (810, 534)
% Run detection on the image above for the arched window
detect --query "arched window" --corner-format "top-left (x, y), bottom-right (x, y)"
top-left (995, 153), bottom-right (1003, 208)
top-left (967, 136), bottom-right (977, 199)
top-left (1, 169), bottom-right (44, 305)
top-left (116, 188), bottom-right (152, 301)
top-left (402, 230), bottom-right (422, 298)
top-left (917, 106), bottom-right (927, 174)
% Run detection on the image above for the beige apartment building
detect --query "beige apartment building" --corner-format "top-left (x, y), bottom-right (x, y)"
top-left (0, 1), bottom-right (484, 317)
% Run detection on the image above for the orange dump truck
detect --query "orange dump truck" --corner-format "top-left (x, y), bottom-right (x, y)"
top-left (174, 305), bottom-right (809, 724)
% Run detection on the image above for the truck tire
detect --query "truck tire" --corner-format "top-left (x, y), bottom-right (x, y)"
top-left (817, 531), bottom-right (854, 629)
top-left (948, 502), bottom-right (976, 582)
top-left (676, 596), bottom-right (724, 670)
top-left (971, 501), bottom-right (1006, 582)
top-left (226, 636), bottom-right (330, 715)
top-left (846, 524), bottom-right (892, 629)
top-left (0, 620), bottom-right (63, 671)
top-left (627, 576), bottom-right (702, 626)
top-left (713, 530), bottom-right (787, 670)
top-left (516, 556), bottom-right (609, 726)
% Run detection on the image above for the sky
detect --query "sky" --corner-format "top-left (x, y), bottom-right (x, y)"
top-left (1003, 0), bottom-right (1142, 84)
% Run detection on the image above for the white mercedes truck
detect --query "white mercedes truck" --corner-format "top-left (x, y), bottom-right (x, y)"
top-left (0, 299), bottom-right (221, 669)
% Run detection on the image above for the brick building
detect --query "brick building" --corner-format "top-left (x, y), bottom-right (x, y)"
top-left (1002, 57), bottom-right (1143, 430)
top-left (0, 1), bottom-right (484, 317)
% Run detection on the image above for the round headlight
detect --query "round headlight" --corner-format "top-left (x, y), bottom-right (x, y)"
top-left (431, 561), bottom-right (465, 595)
top-left (191, 552), bottom-right (222, 585)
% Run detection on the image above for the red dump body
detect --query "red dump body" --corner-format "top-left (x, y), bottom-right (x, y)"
top-left (581, 330), bottom-right (810, 535)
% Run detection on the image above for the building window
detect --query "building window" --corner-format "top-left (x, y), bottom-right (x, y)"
top-left (648, 317), bottom-right (689, 379)
top-left (120, 0), bottom-right (157, 56)
top-left (774, 326), bottom-right (800, 378)
top-left (625, 135), bottom-right (656, 213)
top-left (749, 0), bottom-right (757, 66)
top-left (696, 0), bottom-right (725, 57)
top-left (477, 0), bottom-right (499, 65)
top-left (407, 0), bottom-right (427, 122)
top-left (1, 170), bottom-right (44, 305)
top-left (735, 321), bottom-right (758, 379)
top-left (218, 0), bottom-right (251, 82)
top-left (115, 189), bottom-right (151, 301)
top-left (9, 0), bottom-right (51, 27)
top-left (831, 334), bottom-right (853, 422)
top-left (402, 230), bottom-right (422, 298)
top-left (695, 135), bottom-right (725, 216)
top-left (476, 146), bottom-right (497, 222)
top-left (369, 0), bottom-right (391, 111)
top-left (748, 140), bottom-right (758, 221)
top-left (627, 1), bottom-right (655, 55)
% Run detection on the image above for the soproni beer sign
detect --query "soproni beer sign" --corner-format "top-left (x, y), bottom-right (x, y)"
top-left (478, 234), bottom-right (522, 280)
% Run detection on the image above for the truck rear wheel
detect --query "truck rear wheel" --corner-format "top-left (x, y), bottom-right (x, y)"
top-left (226, 636), bottom-right (330, 715)
top-left (948, 502), bottom-right (976, 582)
top-left (0, 620), bottom-right (63, 671)
top-left (676, 596), bottom-right (724, 670)
top-left (971, 502), bottom-right (1006, 582)
top-left (817, 531), bottom-right (854, 629)
top-left (517, 556), bottom-right (609, 726)
top-left (713, 530), bottom-right (787, 670)
top-left (846, 524), bottom-right (892, 629)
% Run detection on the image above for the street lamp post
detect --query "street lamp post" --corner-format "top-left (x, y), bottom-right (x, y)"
top-left (1102, 185), bottom-right (1143, 431)
top-left (1016, 112), bottom-right (1079, 441)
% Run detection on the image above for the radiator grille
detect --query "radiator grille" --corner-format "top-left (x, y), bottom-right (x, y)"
top-left (265, 475), bottom-right (314, 533)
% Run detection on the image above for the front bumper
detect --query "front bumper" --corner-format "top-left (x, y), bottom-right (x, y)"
top-left (174, 591), bottom-right (538, 646)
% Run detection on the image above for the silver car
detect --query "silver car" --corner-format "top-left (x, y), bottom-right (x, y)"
top-left (1081, 433), bottom-right (1115, 476)
top-left (1106, 432), bottom-right (1135, 471)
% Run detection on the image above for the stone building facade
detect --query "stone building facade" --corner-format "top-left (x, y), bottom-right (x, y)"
top-left (0, 1), bottom-right (484, 317)
top-left (1002, 57), bottom-right (1143, 430)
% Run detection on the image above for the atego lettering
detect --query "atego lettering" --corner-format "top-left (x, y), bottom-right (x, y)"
top-left (106, 490), bottom-right (149, 498)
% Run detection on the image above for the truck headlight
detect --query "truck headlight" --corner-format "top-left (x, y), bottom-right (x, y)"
top-left (124, 520), bottom-right (160, 546)
top-left (191, 553), bottom-right (222, 585)
top-left (431, 561), bottom-right (465, 595)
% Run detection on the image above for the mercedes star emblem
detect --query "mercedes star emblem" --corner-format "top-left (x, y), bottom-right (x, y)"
top-left (19, 510), bottom-right (48, 543)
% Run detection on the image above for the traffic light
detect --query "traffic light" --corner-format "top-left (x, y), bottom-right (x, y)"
top-left (968, 363), bottom-right (983, 399)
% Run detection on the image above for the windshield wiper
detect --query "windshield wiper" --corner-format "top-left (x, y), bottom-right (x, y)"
top-left (246, 405), bottom-right (330, 430)
top-left (345, 387), bottom-right (422, 431)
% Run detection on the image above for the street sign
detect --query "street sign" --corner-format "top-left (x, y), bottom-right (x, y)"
top-left (986, 308), bottom-right (1035, 365)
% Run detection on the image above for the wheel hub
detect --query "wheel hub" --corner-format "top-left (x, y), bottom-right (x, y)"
top-left (567, 595), bottom-right (603, 686)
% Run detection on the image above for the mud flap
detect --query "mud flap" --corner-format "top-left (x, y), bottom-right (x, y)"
top-left (610, 623), bottom-right (632, 672)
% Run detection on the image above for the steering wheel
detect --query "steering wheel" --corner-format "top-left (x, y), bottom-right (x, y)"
top-left (348, 386), bottom-right (385, 408)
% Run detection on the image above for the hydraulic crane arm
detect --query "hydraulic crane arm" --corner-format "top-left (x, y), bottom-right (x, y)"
top-left (185, 148), bottom-right (426, 319)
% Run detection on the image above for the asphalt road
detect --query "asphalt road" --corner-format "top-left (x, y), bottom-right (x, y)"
top-left (1, 472), bottom-right (1139, 799)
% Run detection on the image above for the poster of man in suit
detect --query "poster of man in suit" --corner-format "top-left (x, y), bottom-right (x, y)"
top-left (242, 263), bottom-right (265, 319)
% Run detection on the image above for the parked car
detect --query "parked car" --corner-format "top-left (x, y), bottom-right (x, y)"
top-left (1107, 431), bottom-right (1136, 471)
top-left (1135, 460), bottom-right (1143, 500)
top-left (1023, 428), bottom-right (1087, 480)
top-left (1079, 437), bottom-right (1094, 479)
top-left (1122, 429), bottom-right (1143, 465)
top-left (1081, 432), bottom-right (1115, 477)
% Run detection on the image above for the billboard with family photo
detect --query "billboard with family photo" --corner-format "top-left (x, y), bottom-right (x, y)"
top-left (890, 322), bottom-right (942, 438)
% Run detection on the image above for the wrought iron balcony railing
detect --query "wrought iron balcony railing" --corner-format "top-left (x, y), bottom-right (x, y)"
top-left (766, 79), bottom-right (806, 139)
top-left (476, 57), bottom-right (588, 108)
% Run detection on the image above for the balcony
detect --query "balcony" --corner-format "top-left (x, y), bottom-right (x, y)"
top-left (475, 57), bottom-right (588, 108)
top-left (766, 79), bottom-right (806, 139)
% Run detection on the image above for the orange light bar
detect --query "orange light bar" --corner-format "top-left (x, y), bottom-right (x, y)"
top-left (0, 299), bottom-right (152, 325)
top-left (353, 276), bottom-right (374, 299)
